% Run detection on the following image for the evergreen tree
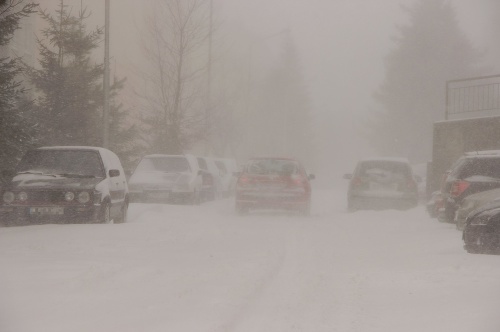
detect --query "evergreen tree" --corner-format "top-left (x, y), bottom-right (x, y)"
top-left (107, 76), bottom-right (142, 172)
top-left (27, 0), bottom-right (103, 146)
top-left (370, 0), bottom-right (485, 162)
top-left (0, 0), bottom-right (38, 170)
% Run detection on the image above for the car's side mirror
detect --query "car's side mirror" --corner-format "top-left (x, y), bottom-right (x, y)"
top-left (343, 173), bottom-right (353, 180)
top-left (109, 169), bottom-right (120, 178)
top-left (308, 174), bottom-right (315, 180)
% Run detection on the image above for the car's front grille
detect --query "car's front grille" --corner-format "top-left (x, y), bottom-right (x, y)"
top-left (9, 190), bottom-right (80, 205)
top-left (26, 191), bottom-right (65, 203)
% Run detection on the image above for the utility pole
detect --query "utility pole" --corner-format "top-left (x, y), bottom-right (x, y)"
top-left (206, 0), bottom-right (213, 155)
top-left (103, 0), bottom-right (110, 148)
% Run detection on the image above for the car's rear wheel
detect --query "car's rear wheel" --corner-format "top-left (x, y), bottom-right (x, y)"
top-left (347, 199), bottom-right (358, 212)
top-left (189, 190), bottom-right (200, 205)
top-left (236, 204), bottom-right (249, 215)
top-left (298, 203), bottom-right (311, 216)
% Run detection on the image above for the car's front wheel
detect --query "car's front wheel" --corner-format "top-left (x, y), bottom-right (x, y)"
top-left (188, 190), bottom-right (200, 205)
top-left (99, 203), bottom-right (111, 224)
top-left (115, 201), bottom-right (128, 224)
top-left (236, 203), bottom-right (249, 215)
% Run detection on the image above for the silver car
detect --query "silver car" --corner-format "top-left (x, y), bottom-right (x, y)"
top-left (344, 158), bottom-right (419, 211)
top-left (128, 154), bottom-right (203, 204)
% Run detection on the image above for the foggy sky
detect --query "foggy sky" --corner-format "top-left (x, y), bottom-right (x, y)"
top-left (38, 0), bottom-right (498, 183)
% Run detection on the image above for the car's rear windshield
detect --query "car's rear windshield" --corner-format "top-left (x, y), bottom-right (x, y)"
top-left (246, 159), bottom-right (299, 175)
top-left (356, 160), bottom-right (411, 179)
top-left (215, 160), bottom-right (227, 174)
top-left (136, 156), bottom-right (191, 173)
top-left (451, 157), bottom-right (500, 179)
top-left (17, 150), bottom-right (105, 177)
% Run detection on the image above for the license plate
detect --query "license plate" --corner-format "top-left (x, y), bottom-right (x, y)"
top-left (258, 183), bottom-right (285, 190)
top-left (147, 191), bottom-right (170, 199)
top-left (369, 182), bottom-right (398, 191)
top-left (30, 207), bottom-right (64, 215)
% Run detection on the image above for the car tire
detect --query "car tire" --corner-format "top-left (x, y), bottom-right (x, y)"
top-left (298, 203), bottom-right (311, 216)
top-left (115, 201), bottom-right (128, 224)
top-left (236, 204), bottom-right (249, 215)
top-left (465, 245), bottom-right (483, 254)
top-left (347, 199), bottom-right (357, 212)
top-left (99, 203), bottom-right (111, 224)
top-left (189, 190), bottom-right (200, 205)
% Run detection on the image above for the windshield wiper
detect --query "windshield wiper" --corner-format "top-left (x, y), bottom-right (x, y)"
top-left (56, 173), bottom-right (97, 178)
top-left (16, 171), bottom-right (57, 177)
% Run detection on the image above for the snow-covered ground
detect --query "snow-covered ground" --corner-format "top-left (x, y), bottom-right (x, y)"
top-left (1, 185), bottom-right (500, 332)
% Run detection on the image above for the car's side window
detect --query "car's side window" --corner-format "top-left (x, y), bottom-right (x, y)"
top-left (197, 157), bottom-right (208, 171)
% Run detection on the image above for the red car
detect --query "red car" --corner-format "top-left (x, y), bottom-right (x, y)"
top-left (235, 157), bottom-right (314, 215)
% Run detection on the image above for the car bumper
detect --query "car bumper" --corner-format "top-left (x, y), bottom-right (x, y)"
top-left (0, 204), bottom-right (101, 225)
top-left (236, 190), bottom-right (310, 210)
top-left (349, 194), bottom-right (417, 210)
top-left (463, 225), bottom-right (500, 252)
top-left (129, 190), bottom-right (193, 203)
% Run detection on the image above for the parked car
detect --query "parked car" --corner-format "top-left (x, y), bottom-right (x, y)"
top-left (426, 190), bottom-right (443, 218)
top-left (128, 154), bottom-right (202, 204)
top-left (439, 150), bottom-right (500, 224)
top-left (454, 187), bottom-right (500, 231)
top-left (214, 158), bottom-right (238, 198)
top-left (0, 146), bottom-right (129, 226)
top-left (412, 162), bottom-right (428, 202)
top-left (196, 156), bottom-right (222, 201)
top-left (235, 157), bottom-right (314, 215)
top-left (344, 158), bottom-right (418, 211)
top-left (463, 201), bottom-right (500, 254)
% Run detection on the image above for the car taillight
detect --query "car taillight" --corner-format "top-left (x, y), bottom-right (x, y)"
top-left (450, 180), bottom-right (470, 198)
top-left (351, 177), bottom-right (362, 187)
top-left (290, 175), bottom-right (306, 187)
top-left (237, 176), bottom-right (251, 186)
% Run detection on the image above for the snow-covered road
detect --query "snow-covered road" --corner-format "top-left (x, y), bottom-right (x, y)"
top-left (1, 187), bottom-right (500, 332)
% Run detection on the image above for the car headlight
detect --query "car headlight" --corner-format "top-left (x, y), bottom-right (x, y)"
top-left (3, 191), bottom-right (15, 204)
top-left (18, 192), bottom-right (28, 202)
top-left (78, 191), bottom-right (90, 204)
top-left (64, 191), bottom-right (75, 202)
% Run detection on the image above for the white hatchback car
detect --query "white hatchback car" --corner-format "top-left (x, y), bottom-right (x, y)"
top-left (128, 154), bottom-right (203, 204)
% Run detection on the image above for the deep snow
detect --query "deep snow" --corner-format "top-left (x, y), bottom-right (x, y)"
top-left (1, 186), bottom-right (500, 332)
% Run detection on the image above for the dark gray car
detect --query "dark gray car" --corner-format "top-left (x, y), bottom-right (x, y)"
top-left (0, 146), bottom-right (129, 225)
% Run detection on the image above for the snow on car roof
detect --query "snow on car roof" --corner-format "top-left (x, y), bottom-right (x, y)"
top-left (143, 154), bottom-right (187, 158)
top-left (249, 156), bottom-right (299, 161)
top-left (358, 157), bottom-right (410, 164)
top-left (37, 146), bottom-right (108, 153)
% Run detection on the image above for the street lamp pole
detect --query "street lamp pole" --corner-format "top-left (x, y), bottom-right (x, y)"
top-left (206, 0), bottom-right (213, 155)
top-left (103, 0), bottom-right (110, 148)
